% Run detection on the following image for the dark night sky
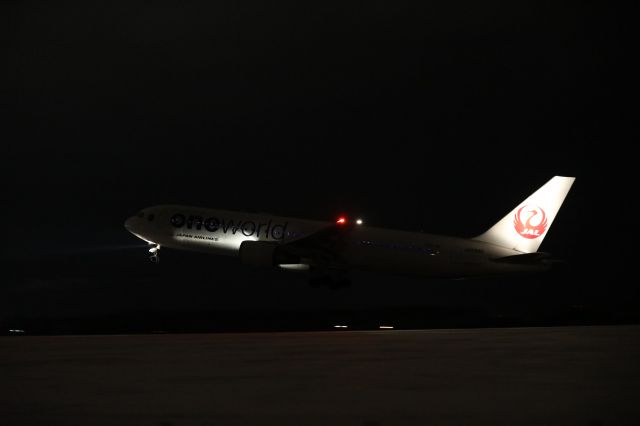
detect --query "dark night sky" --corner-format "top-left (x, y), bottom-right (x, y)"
top-left (1, 1), bottom-right (634, 328)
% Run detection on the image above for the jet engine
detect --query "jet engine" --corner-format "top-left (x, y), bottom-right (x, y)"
top-left (239, 241), bottom-right (299, 268)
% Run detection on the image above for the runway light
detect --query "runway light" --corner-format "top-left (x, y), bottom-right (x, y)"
top-left (336, 217), bottom-right (347, 225)
top-left (356, 219), bottom-right (363, 225)
top-left (379, 326), bottom-right (394, 330)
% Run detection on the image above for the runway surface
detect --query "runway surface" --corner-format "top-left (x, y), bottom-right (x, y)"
top-left (1, 326), bottom-right (639, 426)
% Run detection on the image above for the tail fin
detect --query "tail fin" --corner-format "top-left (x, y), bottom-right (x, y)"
top-left (473, 176), bottom-right (575, 253)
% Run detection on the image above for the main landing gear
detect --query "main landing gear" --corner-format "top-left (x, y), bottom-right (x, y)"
top-left (149, 244), bottom-right (161, 263)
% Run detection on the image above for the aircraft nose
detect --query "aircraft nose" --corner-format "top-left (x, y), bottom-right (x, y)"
top-left (124, 216), bottom-right (136, 232)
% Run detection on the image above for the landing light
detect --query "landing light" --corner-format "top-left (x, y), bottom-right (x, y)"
top-left (356, 219), bottom-right (363, 225)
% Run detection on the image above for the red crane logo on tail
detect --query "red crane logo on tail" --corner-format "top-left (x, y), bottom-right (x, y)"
top-left (514, 205), bottom-right (547, 239)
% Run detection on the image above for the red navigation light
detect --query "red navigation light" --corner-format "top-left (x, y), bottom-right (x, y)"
top-left (336, 217), bottom-right (347, 225)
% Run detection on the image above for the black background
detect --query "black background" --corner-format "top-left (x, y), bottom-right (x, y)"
top-left (1, 1), bottom-right (634, 333)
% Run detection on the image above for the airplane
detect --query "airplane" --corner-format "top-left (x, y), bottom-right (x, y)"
top-left (124, 176), bottom-right (575, 287)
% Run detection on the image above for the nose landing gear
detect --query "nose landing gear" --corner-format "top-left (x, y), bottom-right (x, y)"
top-left (149, 244), bottom-right (161, 263)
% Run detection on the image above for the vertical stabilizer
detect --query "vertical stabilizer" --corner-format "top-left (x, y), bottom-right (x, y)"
top-left (473, 176), bottom-right (575, 253)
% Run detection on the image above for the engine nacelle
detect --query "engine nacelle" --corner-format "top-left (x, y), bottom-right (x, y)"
top-left (239, 241), bottom-right (277, 267)
top-left (239, 241), bottom-right (303, 268)
top-left (240, 240), bottom-right (303, 268)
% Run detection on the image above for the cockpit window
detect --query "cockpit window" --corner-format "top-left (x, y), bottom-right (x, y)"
top-left (147, 213), bottom-right (155, 221)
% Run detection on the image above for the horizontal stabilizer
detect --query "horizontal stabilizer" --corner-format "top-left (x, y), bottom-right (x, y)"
top-left (492, 252), bottom-right (551, 264)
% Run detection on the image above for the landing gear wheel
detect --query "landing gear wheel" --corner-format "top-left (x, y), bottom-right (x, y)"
top-left (149, 244), bottom-right (161, 263)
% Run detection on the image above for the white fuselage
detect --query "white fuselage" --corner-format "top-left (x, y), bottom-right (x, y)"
top-left (125, 205), bottom-right (548, 279)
